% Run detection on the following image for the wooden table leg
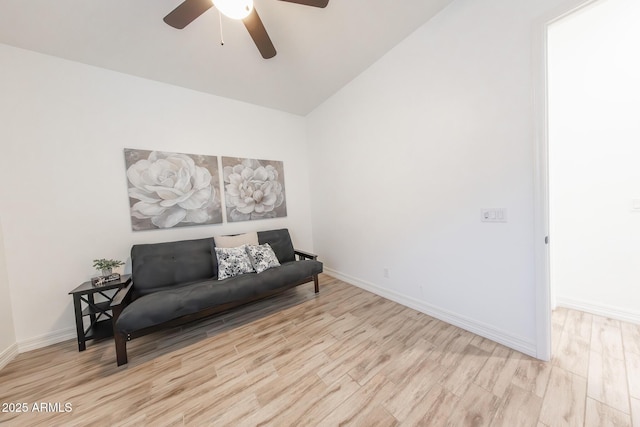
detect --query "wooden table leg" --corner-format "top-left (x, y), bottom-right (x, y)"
top-left (73, 294), bottom-right (86, 351)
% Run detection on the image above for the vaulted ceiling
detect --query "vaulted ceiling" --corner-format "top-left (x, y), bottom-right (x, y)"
top-left (0, 0), bottom-right (455, 115)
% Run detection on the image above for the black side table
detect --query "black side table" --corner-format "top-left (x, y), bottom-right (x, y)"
top-left (69, 274), bottom-right (131, 351)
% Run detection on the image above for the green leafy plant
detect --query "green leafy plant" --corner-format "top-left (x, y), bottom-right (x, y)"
top-left (92, 258), bottom-right (125, 271)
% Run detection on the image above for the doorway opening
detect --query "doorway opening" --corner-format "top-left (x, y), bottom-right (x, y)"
top-left (535, 0), bottom-right (640, 360)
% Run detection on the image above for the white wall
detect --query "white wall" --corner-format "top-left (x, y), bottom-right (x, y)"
top-left (0, 44), bottom-right (313, 349)
top-left (307, 0), bottom-right (574, 356)
top-left (0, 216), bottom-right (17, 367)
top-left (549, 0), bottom-right (640, 322)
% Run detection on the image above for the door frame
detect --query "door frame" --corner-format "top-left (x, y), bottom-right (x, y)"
top-left (532, 0), bottom-right (600, 361)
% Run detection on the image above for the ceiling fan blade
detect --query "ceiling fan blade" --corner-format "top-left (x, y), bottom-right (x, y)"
top-left (278, 0), bottom-right (329, 7)
top-left (163, 0), bottom-right (213, 29)
top-left (242, 8), bottom-right (277, 59)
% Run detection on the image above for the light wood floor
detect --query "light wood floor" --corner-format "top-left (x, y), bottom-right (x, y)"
top-left (1, 274), bottom-right (639, 426)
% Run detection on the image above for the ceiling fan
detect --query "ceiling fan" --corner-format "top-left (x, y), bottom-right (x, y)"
top-left (163, 0), bottom-right (329, 59)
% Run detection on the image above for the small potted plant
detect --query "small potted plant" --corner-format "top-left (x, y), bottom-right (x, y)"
top-left (93, 259), bottom-right (125, 277)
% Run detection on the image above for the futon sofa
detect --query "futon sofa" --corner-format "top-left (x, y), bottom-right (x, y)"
top-left (110, 228), bottom-right (322, 366)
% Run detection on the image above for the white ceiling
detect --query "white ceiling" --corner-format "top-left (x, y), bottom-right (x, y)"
top-left (0, 0), bottom-right (454, 115)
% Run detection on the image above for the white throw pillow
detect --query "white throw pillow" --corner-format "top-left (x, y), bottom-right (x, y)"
top-left (215, 245), bottom-right (255, 279)
top-left (214, 231), bottom-right (259, 248)
top-left (245, 243), bottom-right (281, 274)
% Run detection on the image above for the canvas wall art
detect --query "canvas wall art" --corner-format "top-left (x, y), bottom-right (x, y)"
top-left (222, 157), bottom-right (287, 222)
top-left (124, 149), bottom-right (222, 230)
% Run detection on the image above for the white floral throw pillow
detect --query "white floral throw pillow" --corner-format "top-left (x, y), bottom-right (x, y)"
top-left (215, 245), bottom-right (255, 280)
top-left (245, 243), bottom-right (281, 274)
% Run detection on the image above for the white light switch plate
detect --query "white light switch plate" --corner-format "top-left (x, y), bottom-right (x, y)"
top-left (632, 199), bottom-right (640, 212)
top-left (481, 208), bottom-right (508, 223)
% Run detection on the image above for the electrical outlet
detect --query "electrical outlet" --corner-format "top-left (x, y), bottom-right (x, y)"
top-left (383, 268), bottom-right (390, 278)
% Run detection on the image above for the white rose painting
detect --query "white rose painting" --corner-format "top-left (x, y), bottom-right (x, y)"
top-left (222, 157), bottom-right (287, 222)
top-left (124, 149), bottom-right (222, 230)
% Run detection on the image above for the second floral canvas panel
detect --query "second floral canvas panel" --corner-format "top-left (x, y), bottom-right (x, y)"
top-left (222, 157), bottom-right (287, 222)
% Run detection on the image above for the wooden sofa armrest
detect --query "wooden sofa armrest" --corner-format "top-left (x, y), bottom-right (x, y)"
top-left (294, 249), bottom-right (320, 294)
top-left (294, 249), bottom-right (318, 260)
top-left (111, 281), bottom-right (134, 310)
top-left (111, 281), bottom-right (134, 324)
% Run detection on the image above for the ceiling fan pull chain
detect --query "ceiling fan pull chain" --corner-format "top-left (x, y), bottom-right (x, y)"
top-left (218, 10), bottom-right (225, 45)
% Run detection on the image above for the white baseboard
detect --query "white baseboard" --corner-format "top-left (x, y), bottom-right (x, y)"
top-left (556, 297), bottom-right (640, 325)
top-left (17, 327), bottom-right (76, 353)
top-left (324, 268), bottom-right (537, 358)
top-left (0, 342), bottom-right (18, 370)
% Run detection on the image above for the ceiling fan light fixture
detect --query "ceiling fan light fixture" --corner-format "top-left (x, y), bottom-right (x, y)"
top-left (212, 0), bottom-right (254, 20)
